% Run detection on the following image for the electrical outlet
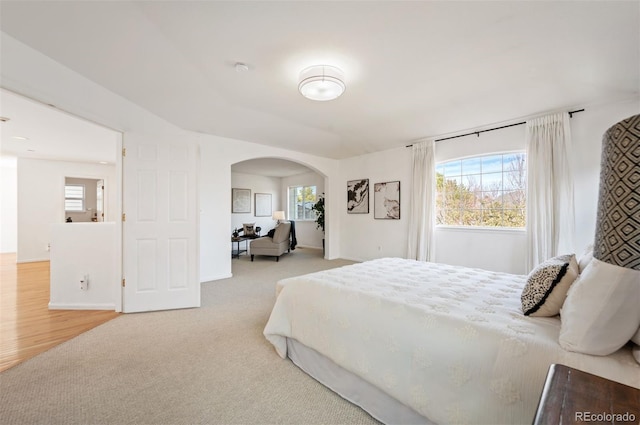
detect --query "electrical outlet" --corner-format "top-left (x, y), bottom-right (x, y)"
top-left (80, 275), bottom-right (88, 290)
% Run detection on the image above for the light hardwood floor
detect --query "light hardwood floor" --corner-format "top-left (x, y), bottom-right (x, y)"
top-left (0, 253), bottom-right (120, 372)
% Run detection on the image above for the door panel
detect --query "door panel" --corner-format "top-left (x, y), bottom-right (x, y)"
top-left (122, 133), bottom-right (199, 313)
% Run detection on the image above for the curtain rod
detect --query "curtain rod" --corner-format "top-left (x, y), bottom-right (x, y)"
top-left (406, 108), bottom-right (585, 147)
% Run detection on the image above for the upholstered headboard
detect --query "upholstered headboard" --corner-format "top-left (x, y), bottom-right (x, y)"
top-left (560, 114), bottom-right (640, 356)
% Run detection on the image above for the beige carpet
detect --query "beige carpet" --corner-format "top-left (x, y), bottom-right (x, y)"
top-left (0, 248), bottom-right (380, 425)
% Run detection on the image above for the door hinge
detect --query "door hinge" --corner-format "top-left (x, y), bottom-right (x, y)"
top-left (122, 212), bottom-right (126, 222)
top-left (122, 278), bottom-right (126, 287)
top-left (122, 147), bottom-right (126, 157)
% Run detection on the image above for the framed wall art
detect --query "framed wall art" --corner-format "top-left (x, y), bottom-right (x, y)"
top-left (374, 181), bottom-right (400, 219)
top-left (232, 188), bottom-right (251, 213)
top-left (347, 179), bottom-right (369, 214)
top-left (254, 193), bottom-right (272, 217)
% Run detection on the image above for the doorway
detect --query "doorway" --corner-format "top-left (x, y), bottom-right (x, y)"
top-left (0, 88), bottom-right (123, 312)
top-left (64, 177), bottom-right (106, 223)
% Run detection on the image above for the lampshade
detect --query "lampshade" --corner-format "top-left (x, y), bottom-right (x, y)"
top-left (298, 65), bottom-right (345, 101)
top-left (272, 211), bottom-right (286, 221)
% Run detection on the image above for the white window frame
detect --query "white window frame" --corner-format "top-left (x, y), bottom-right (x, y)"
top-left (435, 152), bottom-right (526, 229)
top-left (288, 185), bottom-right (317, 221)
top-left (65, 184), bottom-right (85, 212)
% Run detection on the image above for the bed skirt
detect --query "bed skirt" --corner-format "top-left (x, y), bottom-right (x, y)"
top-left (286, 337), bottom-right (434, 425)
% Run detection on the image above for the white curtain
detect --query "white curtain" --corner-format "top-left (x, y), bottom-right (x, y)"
top-left (526, 112), bottom-right (574, 270)
top-left (407, 139), bottom-right (436, 262)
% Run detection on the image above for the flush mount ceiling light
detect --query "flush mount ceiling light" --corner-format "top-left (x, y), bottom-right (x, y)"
top-left (298, 65), bottom-right (345, 101)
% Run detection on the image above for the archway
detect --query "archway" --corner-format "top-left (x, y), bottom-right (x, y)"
top-left (230, 157), bottom-right (328, 256)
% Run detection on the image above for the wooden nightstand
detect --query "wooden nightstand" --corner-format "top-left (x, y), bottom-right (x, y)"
top-left (533, 364), bottom-right (639, 424)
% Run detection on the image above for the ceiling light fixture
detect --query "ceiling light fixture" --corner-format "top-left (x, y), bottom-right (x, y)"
top-left (298, 65), bottom-right (345, 101)
top-left (11, 136), bottom-right (29, 140)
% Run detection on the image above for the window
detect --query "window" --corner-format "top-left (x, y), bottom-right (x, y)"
top-left (288, 185), bottom-right (317, 220)
top-left (436, 153), bottom-right (526, 228)
top-left (65, 184), bottom-right (85, 212)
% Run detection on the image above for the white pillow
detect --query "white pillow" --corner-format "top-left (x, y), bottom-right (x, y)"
top-left (521, 254), bottom-right (578, 317)
top-left (578, 244), bottom-right (594, 274)
top-left (559, 258), bottom-right (640, 355)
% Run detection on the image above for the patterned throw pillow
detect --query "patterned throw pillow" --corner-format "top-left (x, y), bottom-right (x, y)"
top-left (521, 254), bottom-right (578, 317)
top-left (243, 223), bottom-right (256, 236)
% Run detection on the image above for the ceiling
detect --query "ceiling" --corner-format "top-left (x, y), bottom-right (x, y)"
top-left (1, 1), bottom-right (638, 160)
top-left (0, 89), bottom-right (118, 164)
top-left (0, 88), bottom-right (309, 176)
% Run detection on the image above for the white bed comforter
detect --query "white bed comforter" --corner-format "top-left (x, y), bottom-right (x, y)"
top-left (264, 258), bottom-right (639, 424)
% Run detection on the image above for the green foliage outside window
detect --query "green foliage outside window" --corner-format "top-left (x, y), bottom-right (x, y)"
top-left (288, 185), bottom-right (317, 221)
top-left (436, 153), bottom-right (526, 228)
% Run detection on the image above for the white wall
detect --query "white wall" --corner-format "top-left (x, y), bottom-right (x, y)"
top-left (570, 97), bottom-right (640, 254)
top-left (337, 97), bottom-right (640, 273)
top-left (0, 156), bottom-right (18, 253)
top-left (434, 124), bottom-right (527, 274)
top-left (230, 172), bottom-right (281, 237)
top-left (49, 222), bottom-right (117, 309)
top-left (6, 30), bottom-right (635, 282)
top-left (339, 147), bottom-right (412, 261)
top-left (1, 32), bottom-right (342, 283)
top-left (281, 171), bottom-right (325, 249)
top-left (199, 141), bottom-right (339, 282)
top-left (17, 158), bottom-right (117, 262)
top-left (434, 98), bottom-right (640, 273)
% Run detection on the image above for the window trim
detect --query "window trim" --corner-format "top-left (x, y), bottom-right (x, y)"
top-left (287, 185), bottom-right (318, 221)
top-left (435, 224), bottom-right (526, 234)
top-left (64, 183), bottom-right (86, 212)
top-left (435, 151), bottom-right (526, 229)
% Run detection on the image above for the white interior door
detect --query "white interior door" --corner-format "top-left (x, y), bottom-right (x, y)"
top-left (122, 133), bottom-right (200, 313)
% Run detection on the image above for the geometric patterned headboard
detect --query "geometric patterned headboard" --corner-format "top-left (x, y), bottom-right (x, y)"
top-left (593, 114), bottom-right (640, 270)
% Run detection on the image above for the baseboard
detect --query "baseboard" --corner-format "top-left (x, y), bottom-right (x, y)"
top-left (200, 273), bottom-right (232, 283)
top-left (48, 302), bottom-right (116, 311)
top-left (337, 256), bottom-right (365, 263)
top-left (294, 244), bottom-right (322, 250)
top-left (17, 257), bottom-right (50, 264)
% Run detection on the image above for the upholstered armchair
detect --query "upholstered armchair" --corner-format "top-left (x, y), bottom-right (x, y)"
top-left (250, 222), bottom-right (291, 262)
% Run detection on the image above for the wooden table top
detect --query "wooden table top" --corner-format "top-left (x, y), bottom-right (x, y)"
top-left (533, 363), bottom-right (639, 424)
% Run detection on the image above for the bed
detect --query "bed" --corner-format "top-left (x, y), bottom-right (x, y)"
top-left (263, 257), bottom-right (640, 424)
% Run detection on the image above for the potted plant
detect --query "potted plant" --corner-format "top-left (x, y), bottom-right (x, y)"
top-left (311, 193), bottom-right (325, 253)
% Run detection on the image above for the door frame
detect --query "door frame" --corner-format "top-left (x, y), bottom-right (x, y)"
top-left (115, 134), bottom-right (123, 312)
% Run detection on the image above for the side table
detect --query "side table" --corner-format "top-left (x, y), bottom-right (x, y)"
top-left (231, 237), bottom-right (249, 259)
top-left (533, 364), bottom-right (639, 424)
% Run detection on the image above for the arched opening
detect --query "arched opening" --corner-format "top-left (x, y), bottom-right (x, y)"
top-left (230, 157), bottom-right (329, 261)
